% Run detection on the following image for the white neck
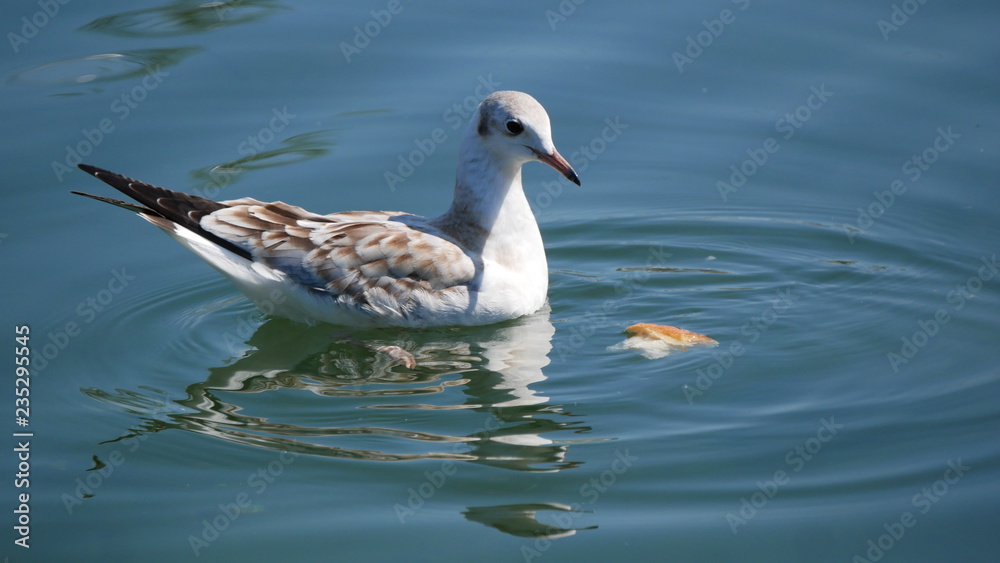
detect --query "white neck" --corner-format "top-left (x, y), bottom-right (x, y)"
top-left (433, 130), bottom-right (547, 282)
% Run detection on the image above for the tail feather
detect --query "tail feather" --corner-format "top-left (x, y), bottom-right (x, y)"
top-left (73, 164), bottom-right (252, 260)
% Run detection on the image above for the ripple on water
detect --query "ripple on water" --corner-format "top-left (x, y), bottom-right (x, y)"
top-left (80, 1), bottom-right (287, 37)
top-left (103, 273), bottom-right (241, 359)
top-left (186, 130), bottom-right (337, 191)
top-left (5, 48), bottom-right (201, 94)
top-left (549, 207), bottom-right (959, 354)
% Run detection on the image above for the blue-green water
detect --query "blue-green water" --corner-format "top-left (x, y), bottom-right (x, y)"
top-left (3, 1), bottom-right (999, 561)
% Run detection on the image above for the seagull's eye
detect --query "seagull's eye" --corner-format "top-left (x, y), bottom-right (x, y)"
top-left (505, 120), bottom-right (524, 135)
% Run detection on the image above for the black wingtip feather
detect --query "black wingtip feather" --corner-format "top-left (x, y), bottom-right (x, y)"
top-left (70, 190), bottom-right (153, 214)
top-left (75, 163), bottom-right (253, 260)
top-left (77, 163), bottom-right (102, 176)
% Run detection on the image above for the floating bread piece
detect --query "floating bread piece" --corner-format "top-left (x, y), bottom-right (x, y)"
top-left (611, 323), bottom-right (718, 359)
top-left (624, 323), bottom-right (717, 348)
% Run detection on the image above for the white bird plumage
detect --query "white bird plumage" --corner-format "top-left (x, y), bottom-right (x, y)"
top-left (73, 91), bottom-right (580, 327)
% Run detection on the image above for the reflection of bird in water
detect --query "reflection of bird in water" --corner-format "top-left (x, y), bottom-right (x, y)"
top-left (463, 503), bottom-right (597, 539)
top-left (84, 306), bottom-right (591, 471)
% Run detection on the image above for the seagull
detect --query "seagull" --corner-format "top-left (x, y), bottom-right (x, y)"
top-left (72, 91), bottom-right (580, 327)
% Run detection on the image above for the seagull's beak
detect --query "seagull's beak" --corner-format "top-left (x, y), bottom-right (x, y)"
top-left (531, 147), bottom-right (581, 186)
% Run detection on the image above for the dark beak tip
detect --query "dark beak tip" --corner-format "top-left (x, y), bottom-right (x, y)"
top-left (537, 147), bottom-right (581, 187)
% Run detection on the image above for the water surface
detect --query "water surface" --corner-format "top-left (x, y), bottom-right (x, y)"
top-left (2, 1), bottom-right (998, 561)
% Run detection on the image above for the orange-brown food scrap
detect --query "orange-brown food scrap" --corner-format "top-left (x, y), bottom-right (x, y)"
top-left (624, 323), bottom-right (717, 349)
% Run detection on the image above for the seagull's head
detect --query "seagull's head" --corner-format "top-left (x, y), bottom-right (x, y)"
top-left (472, 91), bottom-right (580, 186)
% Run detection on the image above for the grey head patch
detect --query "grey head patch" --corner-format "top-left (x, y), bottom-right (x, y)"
top-left (477, 108), bottom-right (490, 136)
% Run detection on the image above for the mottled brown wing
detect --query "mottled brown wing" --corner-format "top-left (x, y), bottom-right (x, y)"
top-left (202, 200), bottom-right (477, 298)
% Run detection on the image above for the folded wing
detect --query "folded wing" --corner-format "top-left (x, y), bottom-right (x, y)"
top-left (202, 202), bottom-right (478, 300)
top-left (74, 164), bottom-right (478, 310)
